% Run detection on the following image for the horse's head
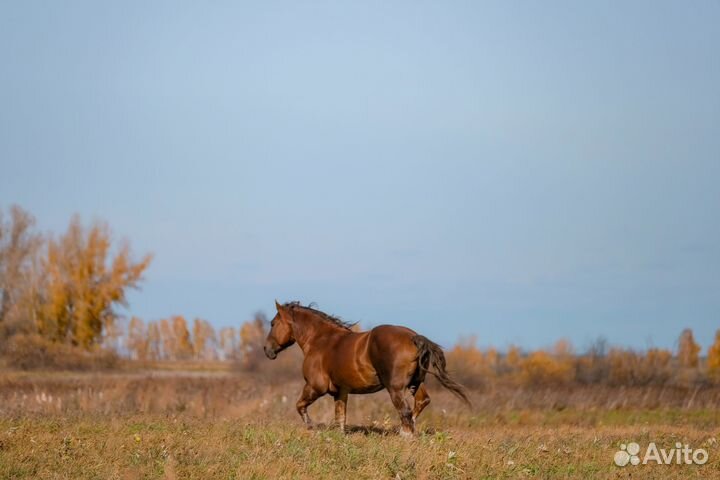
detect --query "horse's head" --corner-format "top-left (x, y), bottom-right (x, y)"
top-left (264, 300), bottom-right (296, 360)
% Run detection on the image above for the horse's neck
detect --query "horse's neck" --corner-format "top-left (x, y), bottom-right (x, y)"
top-left (292, 311), bottom-right (343, 354)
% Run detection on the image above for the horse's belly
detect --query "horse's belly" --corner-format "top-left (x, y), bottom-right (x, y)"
top-left (350, 384), bottom-right (384, 394)
top-left (330, 368), bottom-right (382, 394)
top-left (328, 331), bottom-right (390, 394)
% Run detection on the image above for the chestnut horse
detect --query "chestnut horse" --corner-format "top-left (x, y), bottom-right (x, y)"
top-left (264, 301), bottom-right (470, 436)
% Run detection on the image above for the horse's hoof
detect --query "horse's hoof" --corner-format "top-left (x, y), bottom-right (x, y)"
top-left (398, 427), bottom-right (415, 439)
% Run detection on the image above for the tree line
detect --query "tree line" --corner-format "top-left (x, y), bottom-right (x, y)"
top-left (447, 328), bottom-right (720, 388)
top-left (0, 205), bottom-right (270, 370)
top-left (124, 313), bottom-right (267, 368)
top-left (3, 204), bottom-right (720, 386)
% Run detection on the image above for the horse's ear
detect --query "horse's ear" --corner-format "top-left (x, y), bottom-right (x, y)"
top-left (275, 300), bottom-right (282, 311)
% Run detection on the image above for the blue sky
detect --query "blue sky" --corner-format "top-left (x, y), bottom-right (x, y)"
top-left (1, 1), bottom-right (718, 350)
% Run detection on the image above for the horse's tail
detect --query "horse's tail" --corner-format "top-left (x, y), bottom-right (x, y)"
top-left (412, 335), bottom-right (472, 408)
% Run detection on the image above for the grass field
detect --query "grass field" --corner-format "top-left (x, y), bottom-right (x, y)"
top-left (2, 369), bottom-right (720, 479)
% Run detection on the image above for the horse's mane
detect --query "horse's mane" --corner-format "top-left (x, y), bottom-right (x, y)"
top-left (284, 301), bottom-right (356, 331)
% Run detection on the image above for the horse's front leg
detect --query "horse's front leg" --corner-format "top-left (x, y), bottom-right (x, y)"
top-left (333, 389), bottom-right (349, 432)
top-left (296, 383), bottom-right (323, 429)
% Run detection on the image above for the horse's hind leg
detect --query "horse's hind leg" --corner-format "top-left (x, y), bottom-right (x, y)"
top-left (333, 389), bottom-right (348, 432)
top-left (412, 382), bottom-right (431, 422)
top-left (388, 387), bottom-right (415, 437)
top-left (297, 383), bottom-right (323, 429)
top-left (409, 349), bottom-right (430, 424)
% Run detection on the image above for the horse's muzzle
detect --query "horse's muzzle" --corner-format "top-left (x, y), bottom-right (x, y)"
top-left (264, 345), bottom-right (277, 360)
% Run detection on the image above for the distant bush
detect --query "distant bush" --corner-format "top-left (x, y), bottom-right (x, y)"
top-left (232, 344), bottom-right (303, 384)
top-left (443, 334), bottom-right (713, 389)
top-left (606, 347), bottom-right (673, 386)
top-left (4, 334), bottom-right (119, 370)
top-left (519, 350), bottom-right (574, 386)
top-left (708, 330), bottom-right (720, 383)
top-left (446, 337), bottom-right (488, 388)
top-left (575, 339), bottom-right (609, 385)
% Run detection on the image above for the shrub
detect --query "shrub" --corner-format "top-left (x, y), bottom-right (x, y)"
top-left (3, 334), bottom-right (119, 370)
top-left (446, 337), bottom-right (489, 388)
top-left (606, 347), bottom-right (673, 386)
top-left (233, 343), bottom-right (303, 384)
top-left (678, 328), bottom-right (701, 368)
top-left (519, 350), bottom-right (574, 386)
top-left (708, 330), bottom-right (720, 382)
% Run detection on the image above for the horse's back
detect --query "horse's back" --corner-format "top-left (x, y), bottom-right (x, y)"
top-left (369, 324), bottom-right (417, 346)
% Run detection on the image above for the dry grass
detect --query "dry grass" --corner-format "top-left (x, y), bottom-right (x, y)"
top-left (2, 369), bottom-right (720, 479)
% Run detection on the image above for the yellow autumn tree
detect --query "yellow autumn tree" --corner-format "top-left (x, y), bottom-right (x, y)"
top-left (192, 318), bottom-right (216, 360)
top-left (36, 215), bottom-right (151, 348)
top-left (446, 336), bottom-right (486, 387)
top-left (159, 318), bottom-right (174, 359)
top-left (519, 342), bottom-right (575, 387)
top-left (0, 205), bottom-right (43, 340)
top-left (505, 345), bottom-right (522, 371)
top-left (147, 321), bottom-right (161, 360)
top-left (485, 347), bottom-right (499, 374)
top-left (218, 326), bottom-right (238, 360)
top-left (607, 348), bottom-right (639, 385)
top-left (677, 328), bottom-right (701, 368)
top-left (172, 315), bottom-right (193, 360)
top-left (553, 339), bottom-right (574, 358)
top-left (707, 330), bottom-right (720, 381)
top-left (605, 347), bottom-right (673, 386)
top-left (126, 316), bottom-right (149, 361)
top-left (642, 348), bottom-right (672, 384)
top-left (238, 312), bottom-right (268, 371)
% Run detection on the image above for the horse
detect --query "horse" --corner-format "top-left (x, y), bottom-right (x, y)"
top-left (264, 300), bottom-right (471, 436)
